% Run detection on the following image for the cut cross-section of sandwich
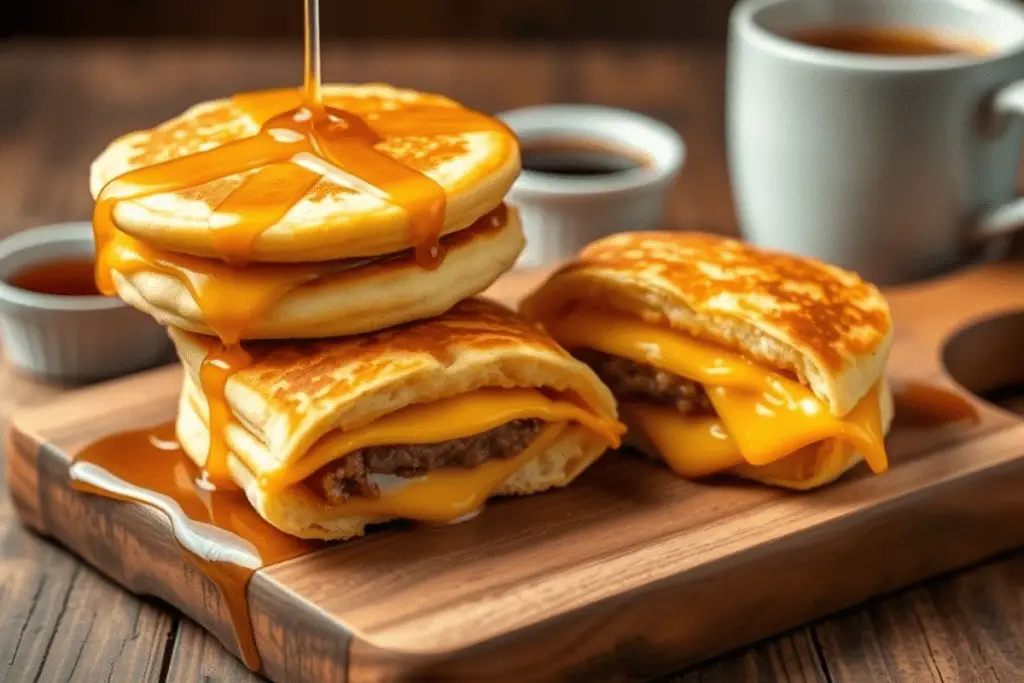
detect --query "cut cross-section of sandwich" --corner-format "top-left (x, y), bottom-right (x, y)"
top-left (521, 231), bottom-right (893, 490)
top-left (170, 298), bottom-right (624, 540)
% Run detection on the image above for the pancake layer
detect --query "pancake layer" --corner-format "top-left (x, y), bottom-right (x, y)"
top-left (110, 206), bottom-right (524, 340)
top-left (90, 84), bottom-right (521, 263)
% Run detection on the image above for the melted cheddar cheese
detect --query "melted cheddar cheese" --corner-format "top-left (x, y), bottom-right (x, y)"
top-left (257, 388), bottom-right (622, 524)
top-left (263, 387), bottom-right (622, 492)
top-left (618, 406), bottom-right (743, 478)
top-left (547, 309), bottom-right (887, 482)
top-left (101, 229), bottom-right (334, 345)
top-left (307, 423), bottom-right (570, 522)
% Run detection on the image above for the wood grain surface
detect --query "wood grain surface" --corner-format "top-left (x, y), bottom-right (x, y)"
top-left (2, 40), bottom-right (1024, 683)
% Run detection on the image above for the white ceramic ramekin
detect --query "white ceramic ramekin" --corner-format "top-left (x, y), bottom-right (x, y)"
top-left (0, 222), bottom-right (173, 383)
top-left (498, 104), bottom-right (685, 267)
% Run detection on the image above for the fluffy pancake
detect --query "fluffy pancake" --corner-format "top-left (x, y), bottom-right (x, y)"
top-left (521, 231), bottom-right (893, 416)
top-left (110, 205), bottom-right (524, 340)
top-left (168, 299), bottom-right (623, 538)
top-left (90, 84), bottom-right (521, 263)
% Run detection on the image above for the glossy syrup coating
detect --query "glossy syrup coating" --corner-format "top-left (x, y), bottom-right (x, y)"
top-left (89, 85), bottom-right (520, 265)
top-left (102, 204), bottom-right (511, 345)
top-left (70, 422), bottom-right (317, 670)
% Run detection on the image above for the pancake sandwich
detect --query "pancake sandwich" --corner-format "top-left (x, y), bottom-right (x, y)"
top-left (170, 298), bottom-right (624, 540)
top-left (86, 77), bottom-right (631, 542)
top-left (521, 232), bottom-right (893, 490)
top-left (89, 84), bottom-right (524, 343)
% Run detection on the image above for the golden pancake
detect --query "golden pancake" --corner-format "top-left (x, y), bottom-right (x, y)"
top-left (90, 84), bottom-right (520, 263)
top-left (167, 298), bottom-right (624, 540)
top-left (110, 206), bottom-right (524, 341)
top-left (522, 231), bottom-right (893, 416)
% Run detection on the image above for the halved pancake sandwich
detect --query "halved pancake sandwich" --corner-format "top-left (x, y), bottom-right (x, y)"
top-left (170, 298), bottom-right (625, 540)
top-left (522, 231), bottom-right (893, 490)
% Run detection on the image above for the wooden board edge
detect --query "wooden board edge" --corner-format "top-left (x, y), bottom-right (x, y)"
top-left (22, 433), bottom-right (253, 671)
top-left (7, 410), bottom-right (354, 682)
top-left (6, 423), bottom-right (43, 532)
top-left (336, 428), bottom-right (1024, 682)
top-left (9, 364), bottom-right (181, 438)
top-left (248, 574), bottom-right (352, 683)
top-left (9, 397), bottom-right (1024, 683)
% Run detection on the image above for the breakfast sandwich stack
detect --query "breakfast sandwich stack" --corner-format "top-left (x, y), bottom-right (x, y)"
top-left (89, 84), bottom-right (623, 540)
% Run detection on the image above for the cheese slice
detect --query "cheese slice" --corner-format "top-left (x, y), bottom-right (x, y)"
top-left (259, 387), bottom-right (624, 492)
top-left (308, 423), bottom-right (569, 522)
top-left (708, 381), bottom-right (885, 472)
top-left (625, 385), bottom-right (882, 484)
top-left (620, 404), bottom-right (743, 478)
top-left (548, 309), bottom-right (888, 477)
top-left (549, 310), bottom-right (779, 391)
top-left (731, 440), bottom-right (858, 490)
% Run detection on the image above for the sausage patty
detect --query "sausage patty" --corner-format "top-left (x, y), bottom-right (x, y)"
top-left (318, 419), bottom-right (543, 503)
top-left (575, 349), bottom-right (710, 414)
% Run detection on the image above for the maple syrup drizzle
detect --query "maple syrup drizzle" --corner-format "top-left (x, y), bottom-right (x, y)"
top-left (199, 345), bottom-right (253, 488)
top-left (209, 163), bottom-right (322, 266)
top-left (303, 0), bottom-right (322, 104)
top-left (69, 423), bottom-right (315, 670)
top-left (102, 207), bottom-right (506, 346)
top-left (892, 381), bottom-right (980, 428)
top-left (79, 0), bottom-right (514, 669)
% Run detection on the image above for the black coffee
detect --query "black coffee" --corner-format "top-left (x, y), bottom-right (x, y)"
top-left (788, 26), bottom-right (990, 57)
top-left (521, 138), bottom-right (648, 177)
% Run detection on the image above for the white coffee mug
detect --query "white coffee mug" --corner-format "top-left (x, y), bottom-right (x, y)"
top-left (728, 0), bottom-right (1024, 284)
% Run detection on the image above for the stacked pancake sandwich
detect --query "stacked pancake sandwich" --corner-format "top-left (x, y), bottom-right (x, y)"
top-left (90, 84), bottom-right (623, 539)
top-left (522, 231), bottom-right (892, 490)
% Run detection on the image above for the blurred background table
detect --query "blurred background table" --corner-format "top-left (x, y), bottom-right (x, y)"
top-left (2, 41), bottom-right (1024, 683)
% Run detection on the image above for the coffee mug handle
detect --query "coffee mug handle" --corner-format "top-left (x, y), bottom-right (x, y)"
top-left (975, 80), bottom-right (1024, 241)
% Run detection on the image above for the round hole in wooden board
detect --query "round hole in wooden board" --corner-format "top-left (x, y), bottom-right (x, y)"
top-left (943, 311), bottom-right (1024, 419)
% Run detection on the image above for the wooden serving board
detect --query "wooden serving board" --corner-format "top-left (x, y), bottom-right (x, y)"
top-left (8, 263), bottom-right (1024, 683)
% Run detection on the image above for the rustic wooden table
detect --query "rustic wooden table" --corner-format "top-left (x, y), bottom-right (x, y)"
top-left (2, 41), bottom-right (1024, 683)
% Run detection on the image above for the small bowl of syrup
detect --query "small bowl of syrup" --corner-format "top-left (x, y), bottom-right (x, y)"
top-left (499, 104), bottom-right (685, 266)
top-left (0, 222), bottom-right (173, 383)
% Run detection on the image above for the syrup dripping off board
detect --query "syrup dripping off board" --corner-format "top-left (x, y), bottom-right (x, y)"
top-left (9, 264), bottom-right (1024, 683)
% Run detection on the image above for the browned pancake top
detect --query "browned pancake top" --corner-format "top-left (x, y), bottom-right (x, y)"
top-left (185, 298), bottom-right (566, 414)
top-left (563, 232), bottom-right (891, 370)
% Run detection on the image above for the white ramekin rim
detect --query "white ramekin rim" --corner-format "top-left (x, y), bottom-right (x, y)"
top-left (497, 104), bottom-right (686, 197)
top-left (0, 222), bottom-right (123, 312)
